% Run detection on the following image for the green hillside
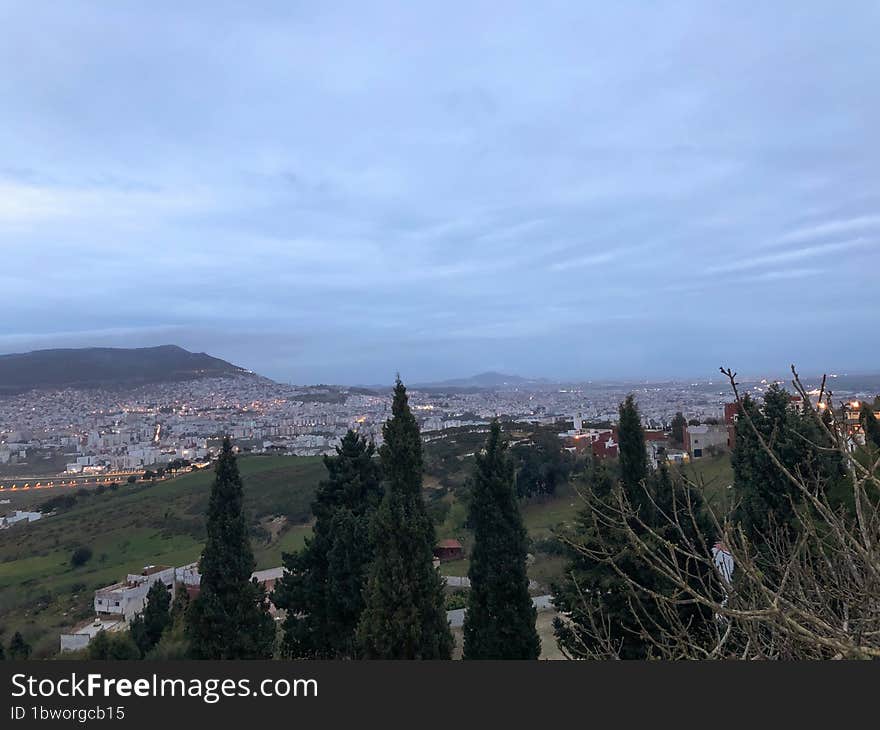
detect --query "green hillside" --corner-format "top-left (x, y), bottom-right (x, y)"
top-left (0, 455), bottom-right (324, 657)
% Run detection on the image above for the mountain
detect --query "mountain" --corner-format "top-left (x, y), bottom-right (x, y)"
top-left (414, 371), bottom-right (550, 390)
top-left (0, 345), bottom-right (250, 394)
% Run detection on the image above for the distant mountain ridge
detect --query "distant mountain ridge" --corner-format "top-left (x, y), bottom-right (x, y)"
top-left (0, 345), bottom-right (249, 394)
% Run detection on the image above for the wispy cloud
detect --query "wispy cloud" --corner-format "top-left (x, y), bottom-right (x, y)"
top-left (775, 215), bottom-right (880, 246)
top-left (739, 267), bottom-right (823, 283)
top-left (705, 238), bottom-right (874, 275)
top-left (548, 250), bottom-right (619, 272)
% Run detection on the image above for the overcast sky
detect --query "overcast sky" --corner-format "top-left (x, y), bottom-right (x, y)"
top-left (1, 2), bottom-right (878, 384)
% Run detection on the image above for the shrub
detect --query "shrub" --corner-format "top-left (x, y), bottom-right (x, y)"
top-left (70, 546), bottom-right (93, 568)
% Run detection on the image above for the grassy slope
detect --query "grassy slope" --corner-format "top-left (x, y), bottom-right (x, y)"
top-left (675, 452), bottom-right (734, 512)
top-left (0, 455), bottom-right (323, 657)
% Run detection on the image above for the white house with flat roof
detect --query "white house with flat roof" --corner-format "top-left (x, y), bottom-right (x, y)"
top-left (93, 565), bottom-right (175, 620)
top-left (59, 617), bottom-right (125, 653)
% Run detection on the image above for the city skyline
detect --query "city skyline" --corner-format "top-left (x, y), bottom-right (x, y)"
top-left (3, 2), bottom-right (879, 383)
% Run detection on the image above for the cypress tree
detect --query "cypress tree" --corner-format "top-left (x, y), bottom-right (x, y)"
top-left (275, 430), bottom-right (382, 658)
top-left (186, 438), bottom-right (275, 659)
top-left (618, 394), bottom-right (648, 499)
top-left (463, 420), bottom-right (540, 659)
top-left (131, 581), bottom-right (171, 657)
top-left (146, 583), bottom-right (192, 659)
top-left (357, 377), bottom-right (453, 659)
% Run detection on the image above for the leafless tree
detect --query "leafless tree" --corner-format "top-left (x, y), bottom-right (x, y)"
top-left (556, 365), bottom-right (880, 659)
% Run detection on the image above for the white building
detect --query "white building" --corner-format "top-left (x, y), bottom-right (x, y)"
top-left (0, 510), bottom-right (42, 529)
top-left (93, 565), bottom-right (175, 620)
top-left (59, 617), bottom-right (125, 653)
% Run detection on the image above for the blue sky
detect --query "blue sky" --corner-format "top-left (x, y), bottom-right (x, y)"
top-left (1, 1), bottom-right (878, 384)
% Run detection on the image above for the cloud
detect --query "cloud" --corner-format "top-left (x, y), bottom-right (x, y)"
top-left (0, 180), bottom-right (208, 230)
top-left (775, 215), bottom-right (880, 246)
top-left (705, 238), bottom-right (874, 275)
top-left (1, 2), bottom-right (878, 381)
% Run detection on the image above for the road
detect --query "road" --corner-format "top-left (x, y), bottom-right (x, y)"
top-left (447, 594), bottom-right (553, 628)
top-left (444, 575), bottom-right (539, 591)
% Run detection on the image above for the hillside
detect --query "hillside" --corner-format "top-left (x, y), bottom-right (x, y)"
top-left (0, 345), bottom-right (249, 394)
top-left (0, 455), bottom-right (324, 657)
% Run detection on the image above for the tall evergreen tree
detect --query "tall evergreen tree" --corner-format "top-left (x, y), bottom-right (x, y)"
top-left (146, 583), bottom-right (192, 660)
top-left (131, 581), bottom-right (171, 657)
top-left (618, 394), bottom-right (649, 500)
top-left (275, 430), bottom-right (383, 658)
top-left (185, 438), bottom-right (275, 659)
top-left (357, 377), bottom-right (453, 659)
top-left (463, 420), bottom-right (540, 659)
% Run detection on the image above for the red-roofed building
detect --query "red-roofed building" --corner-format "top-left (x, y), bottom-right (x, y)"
top-left (592, 431), bottom-right (619, 459)
top-left (434, 539), bottom-right (464, 562)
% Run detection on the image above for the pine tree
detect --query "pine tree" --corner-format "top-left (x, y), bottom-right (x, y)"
top-left (357, 377), bottom-right (453, 659)
top-left (275, 430), bottom-right (382, 658)
top-left (7, 631), bottom-right (31, 660)
top-left (131, 581), bottom-right (171, 657)
top-left (185, 438), bottom-right (275, 659)
top-left (463, 420), bottom-right (540, 659)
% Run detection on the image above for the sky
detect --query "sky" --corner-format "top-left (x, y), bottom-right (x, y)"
top-left (1, 1), bottom-right (878, 384)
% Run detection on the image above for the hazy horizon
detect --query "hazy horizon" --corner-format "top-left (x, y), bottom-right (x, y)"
top-left (2, 342), bottom-right (878, 389)
top-left (3, 3), bottom-right (879, 383)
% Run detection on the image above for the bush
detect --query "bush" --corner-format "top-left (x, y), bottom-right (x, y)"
top-left (70, 546), bottom-right (93, 568)
top-left (39, 494), bottom-right (76, 513)
top-left (86, 630), bottom-right (141, 660)
top-left (444, 590), bottom-right (469, 610)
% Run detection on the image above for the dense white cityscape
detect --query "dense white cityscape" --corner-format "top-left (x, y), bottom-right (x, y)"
top-left (1, 369), bottom-right (875, 479)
